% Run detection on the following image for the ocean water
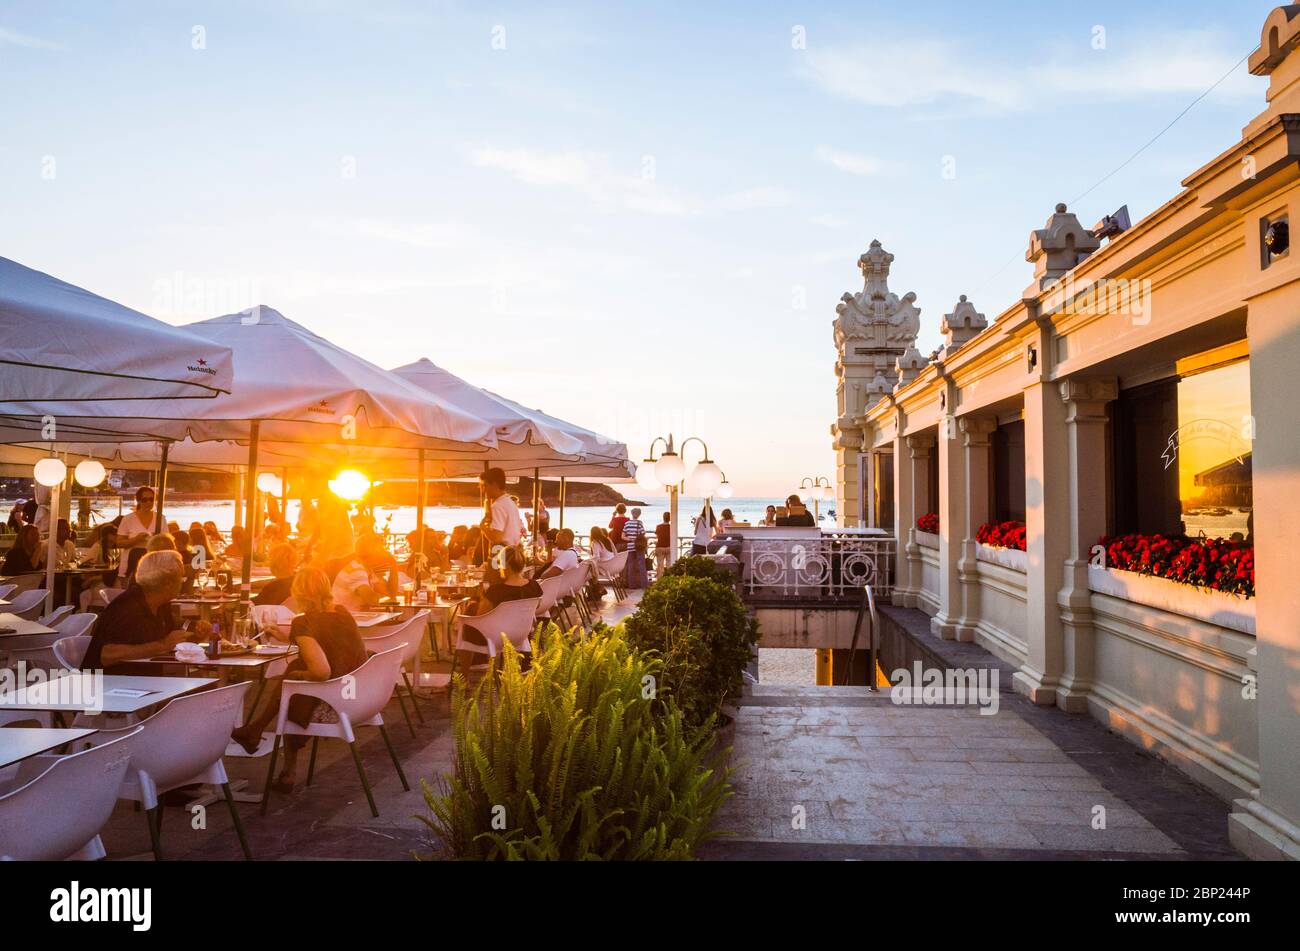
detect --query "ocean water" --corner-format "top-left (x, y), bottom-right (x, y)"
top-left (118, 495), bottom-right (829, 536)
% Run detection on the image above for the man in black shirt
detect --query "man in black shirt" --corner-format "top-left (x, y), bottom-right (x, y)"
top-left (775, 494), bottom-right (817, 527)
top-left (82, 550), bottom-right (204, 673)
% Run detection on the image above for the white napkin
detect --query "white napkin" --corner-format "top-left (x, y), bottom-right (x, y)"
top-left (174, 642), bottom-right (207, 663)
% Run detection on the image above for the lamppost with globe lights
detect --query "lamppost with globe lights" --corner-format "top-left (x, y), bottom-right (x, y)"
top-left (799, 476), bottom-right (835, 524)
top-left (636, 435), bottom-right (723, 566)
top-left (33, 454), bottom-right (107, 613)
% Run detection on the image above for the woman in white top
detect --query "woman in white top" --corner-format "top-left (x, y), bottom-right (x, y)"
top-left (691, 507), bottom-right (715, 555)
top-left (34, 518), bottom-right (79, 568)
top-left (115, 487), bottom-right (156, 582)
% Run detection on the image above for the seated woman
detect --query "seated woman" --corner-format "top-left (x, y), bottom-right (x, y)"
top-left (1, 523), bottom-right (41, 575)
top-left (230, 567), bottom-right (368, 792)
top-left (455, 545), bottom-right (542, 676)
top-left (83, 523), bottom-right (119, 590)
top-left (203, 521), bottom-right (225, 555)
top-left (33, 518), bottom-right (78, 569)
top-left (224, 525), bottom-right (251, 563)
top-left (254, 542), bottom-right (298, 605)
top-left (585, 526), bottom-right (617, 597)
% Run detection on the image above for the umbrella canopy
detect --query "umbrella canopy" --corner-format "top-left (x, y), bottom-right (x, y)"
top-left (390, 358), bottom-right (632, 476)
top-left (0, 256), bottom-right (234, 403)
top-left (1, 307), bottom-right (498, 453)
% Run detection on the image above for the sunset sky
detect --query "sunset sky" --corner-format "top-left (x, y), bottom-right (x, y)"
top-left (0, 0), bottom-right (1278, 496)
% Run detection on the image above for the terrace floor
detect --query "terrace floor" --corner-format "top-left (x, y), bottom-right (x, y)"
top-left (91, 595), bottom-right (1239, 861)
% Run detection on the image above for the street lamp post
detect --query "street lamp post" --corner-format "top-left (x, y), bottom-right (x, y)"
top-left (799, 476), bottom-right (835, 524)
top-left (636, 434), bottom-right (723, 566)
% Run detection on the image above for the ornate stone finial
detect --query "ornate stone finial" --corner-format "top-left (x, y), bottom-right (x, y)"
top-left (1025, 202), bottom-right (1101, 293)
top-left (834, 239), bottom-right (922, 353)
top-left (1244, 5), bottom-right (1300, 135)
top-left (939, 294), bottom-right (989, 356)
top-left (894, 344), bottom-right (928, 388)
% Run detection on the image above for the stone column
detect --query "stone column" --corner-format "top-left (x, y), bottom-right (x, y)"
top-left (896, 432), bottom-right (933, 609)
top-left (1013, 379), bottom-right (1070, 704)
top-left (1055, 378), bottom-right (1117, 712)
top-left (930, 403), bottom-right (966, 640)
top-left (1228, 285), bottom-right (1300, 860)
top-left (955, 416), bottom-right (997, 642)
top-left (833, 426), bottom-right (863, 529)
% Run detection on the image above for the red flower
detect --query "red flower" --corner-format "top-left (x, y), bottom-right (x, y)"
top-left (1098, 533), bottom-right (1254, 598)
top-left (917, 513), bottom-right (940, 534)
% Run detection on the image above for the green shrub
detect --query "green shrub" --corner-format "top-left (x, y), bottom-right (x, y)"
top-left (661, 555), bottom-right (737, 587)
top-left (623, 574), bottom-right (759, 730)
top-left (420, 624), bottom-right (731, 860)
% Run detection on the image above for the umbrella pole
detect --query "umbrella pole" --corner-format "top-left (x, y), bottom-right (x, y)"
top-left (416, 448), bottom-right (426, 594)
top-left (154, 441), bottom-right (170, 534)
top-left (532, 467), bottom-right (540, 553)
top-left (559, 477), bottom-right (566, 530)
top-left (241, 421), bottom-right (260, 605)
top-left (43, 477), bottom-right (61, 615)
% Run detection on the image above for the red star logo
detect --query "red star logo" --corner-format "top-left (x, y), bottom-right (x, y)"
top-left (197, 357), bottom-right (207, 366)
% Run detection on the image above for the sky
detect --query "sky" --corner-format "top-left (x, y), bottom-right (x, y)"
top-left (0, 0), bottom-right (1283, 497)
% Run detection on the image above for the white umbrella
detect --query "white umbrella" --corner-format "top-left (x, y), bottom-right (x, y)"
top-left (0, 256), bottom-right (233, 405)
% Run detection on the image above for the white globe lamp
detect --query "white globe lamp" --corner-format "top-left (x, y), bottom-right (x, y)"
top-left (716, 479), bottom-right (734, 499)
top-left (689, 459), bottom-right (723, 497)
top-left (34, 458), bottom-right (67, 488)
top-left (256, 472), bottom-right (283, 496)
top-left (74, 459), bottom-right (106, 488)
top-left (654, 450), bottom-right (685, 487)
top-left (635, 459), bottom-right (663, 492)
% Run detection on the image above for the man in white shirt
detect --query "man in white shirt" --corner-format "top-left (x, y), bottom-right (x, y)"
top-left (330, 533), bottom-right (398, 612)
top-left (116, 486), bottom-right (156, 581)
top-left (480, 468), bottom-right (522, 548)
top-left (539, 528), bottom-right (580, 579)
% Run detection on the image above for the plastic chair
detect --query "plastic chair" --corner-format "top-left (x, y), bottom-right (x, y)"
top-left (52, 634), bottom-right (92, 671)
top-left (1, 573), bottom-right (43, 596)
top-left (0, 583), bottom-right (16, 601)
top-left (252, 604), bottom-right (295, 641)
top-left (449, 598), bottom-right (542, 681)
top-left (78, 682), bottom-right (253, 860)
top-left (559, 563), bottom-right (594, 630)
top-left (0, 632), bottom-right (64, 670)
top-left (0, 727), bottom-right (141, 860)
top-left (535, 574), bottom-right (566, 623)
top-left (593, 550), bottom-right (629, 602)
top-left (80, 586), bottom-right (123, 613)
top-left (361, 611), bottom-right (431, 737)
top-left (261, 644), bottom-right (410, 818)
top-left (38, 604), bottom-right (74, 627)
top-left (53, 612), bottom-right (97, 638)
top-left (6, 589), bottom-right (48, 620)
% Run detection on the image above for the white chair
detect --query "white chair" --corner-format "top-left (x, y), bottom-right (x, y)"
top-left (52, 612), bottom-right (96, 639)
top-left (535, 574), bottom-right (566, 624)
top-left (38, 604), bottom-right (74, 627)
top-left (79, 586), bottom-right (123, 613)
top-left (261, 644), bottom-right (410, 818)
top-left (361, 611), bottom-right (431, 737)
top-left (252, 604), bottom-right (295, 641)
top-left (449, 597), bottom-right (542, 681)
top-left (0, 583), bottom-right (16, 601)
top-left (6, 588), bottom-right (48, 620)
top-left (593, 550), bottom-right (629, 602)
top-left (0, 632), bottom-right (63, 670)
top-left (558, 563), bottom-right (594, 630)
top-left (0, 727), bottom-right (140, 860)
top-left (52, 634), bottom-right (92, 671)
top-left (2, 573), bottom-right (42, 596)
top-left (79, 682), bottom-right (253, 860)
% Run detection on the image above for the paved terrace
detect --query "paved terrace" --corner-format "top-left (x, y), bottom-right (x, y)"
top-left (92, 597), bottom-right (1237, 861)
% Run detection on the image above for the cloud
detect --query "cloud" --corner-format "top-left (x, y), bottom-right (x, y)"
top-left (799, 30), bottom-right (1258, 115)
top-left (0, 27), bottom-right (63, 50)
top-left (814, 145), bottom-right (887, 177)
top-left (469, 146), bottom-right (789, 216)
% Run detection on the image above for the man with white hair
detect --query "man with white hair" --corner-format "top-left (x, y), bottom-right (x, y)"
top-left (82, 550), bottom-right (205, 673)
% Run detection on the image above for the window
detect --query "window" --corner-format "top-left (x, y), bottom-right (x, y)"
top-left (1112, 347), bottom-right (1252, 542)
top-left (874, 451), bottom-right (895, 531)
top-left (993, 419), bottom-right (1026, 522)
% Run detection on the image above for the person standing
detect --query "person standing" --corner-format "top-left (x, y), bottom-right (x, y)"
top-left (115, 486), bottom-right (156, 584)
top-left (653, 512), bottom-right (673, 578)
top-left (622, 507), bottom-right (648, 588)
top-left (691, 506), bottom-right (715, 555)
top-left (608, 503), bottom-right (629, 551)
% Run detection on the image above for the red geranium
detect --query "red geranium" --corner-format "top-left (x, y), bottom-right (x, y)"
top-left (1099, 533), bottom-right (1254, 598)
top-left (916, 513), bottom-right (939, 534)
top-left (976, 520), bottom-right (1027, 551)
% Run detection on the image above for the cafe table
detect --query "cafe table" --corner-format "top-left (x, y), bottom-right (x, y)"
top-left (0, 728), bottom-right (97, 770)
top-left (0, 673), bottom-right (215, 723)
top-left (0, 614), bottom-right (56, 638)
top-left (170, 593), bottom-right (243, 625)
top-left (50, 565), bottom-right (111, 608)
top-left (123, 643), bottom-right (297, 715)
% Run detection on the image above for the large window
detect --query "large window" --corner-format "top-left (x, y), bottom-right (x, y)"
top-left (1112, 345), bottom-right (1252, 542)
top-left (873, 451), bottom-right (895, 531)
top-left (993, 418), bottom-right (1026, 523)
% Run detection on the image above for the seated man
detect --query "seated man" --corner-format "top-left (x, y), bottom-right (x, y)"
top-left (82, 550), bottom-right (206, 674)
top-left (330, 532), bottom-right (398, 612)
top-left (538, 528), bottom-right (580, 579)
top-left (775, 494), bottom-right (816, 527)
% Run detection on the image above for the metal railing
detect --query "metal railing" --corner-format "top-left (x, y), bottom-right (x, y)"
top-left (741, 533), bottom-right (895, 604)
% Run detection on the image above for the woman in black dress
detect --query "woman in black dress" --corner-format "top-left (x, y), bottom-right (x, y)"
top-left (455, 545), bottom-right (541, 676)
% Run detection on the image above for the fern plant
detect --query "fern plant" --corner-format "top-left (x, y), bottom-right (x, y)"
top-left (420, 624), bottom-right (731, 860)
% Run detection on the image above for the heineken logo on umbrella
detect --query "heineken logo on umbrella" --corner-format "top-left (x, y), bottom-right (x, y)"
top-left (307, 398), bottom-right (334, 416)
top-left (187, 356), bottom-right (218, 375)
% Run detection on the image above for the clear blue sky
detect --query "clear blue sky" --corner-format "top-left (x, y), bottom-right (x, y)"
top-left (0, 0), bottom-right (1280, 495)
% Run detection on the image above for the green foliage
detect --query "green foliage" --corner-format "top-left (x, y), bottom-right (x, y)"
top-left (420, 624), bottom-right (731, 860)
top-left (623, 574), bottom-right (759, 731)
top-left (661, 555), bottom-right (737, 587)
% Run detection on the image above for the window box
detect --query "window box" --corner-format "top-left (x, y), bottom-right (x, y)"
top-left (1087, 564), bottom-right (1255, 636)
top-left (976, 542), bottom-right (1027, 572)
top-left (915, 530), bottom-right (939, 550)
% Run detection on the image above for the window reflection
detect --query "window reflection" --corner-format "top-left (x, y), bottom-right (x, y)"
top-left (1176, 359), bottom-right (1252, 542)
